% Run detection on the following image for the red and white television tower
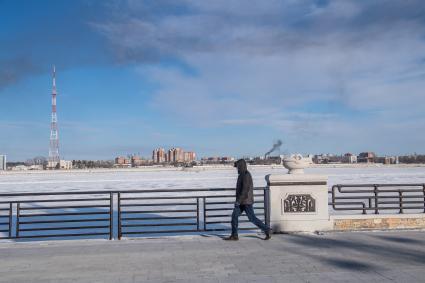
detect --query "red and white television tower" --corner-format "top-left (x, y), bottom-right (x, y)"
top-left (48, 66), bottom-right (60, 169)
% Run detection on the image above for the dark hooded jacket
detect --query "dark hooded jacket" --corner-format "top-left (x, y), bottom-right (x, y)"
top-left (235, 159), bottom-right (254, 205)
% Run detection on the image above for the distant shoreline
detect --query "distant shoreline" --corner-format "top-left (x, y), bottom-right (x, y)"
top-left (1, 163), bottom-right (425, 175)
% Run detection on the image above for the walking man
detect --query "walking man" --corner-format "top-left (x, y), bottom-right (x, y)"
top-left (225, 159), bottom-right (271, 241)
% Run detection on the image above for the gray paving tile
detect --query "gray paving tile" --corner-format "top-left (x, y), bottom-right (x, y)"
top-left (0, 231), bottom-right (424, 282)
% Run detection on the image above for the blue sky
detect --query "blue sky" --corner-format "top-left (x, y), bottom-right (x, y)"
top-left (1, 0), bottom-right (425, 161)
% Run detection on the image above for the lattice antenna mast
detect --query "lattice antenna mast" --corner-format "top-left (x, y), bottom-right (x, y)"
top-left (48, 65), bottom-right (60, 166)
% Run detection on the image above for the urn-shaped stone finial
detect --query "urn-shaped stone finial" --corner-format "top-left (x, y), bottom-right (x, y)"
top-left (282, 154), bottom-right (311, 174)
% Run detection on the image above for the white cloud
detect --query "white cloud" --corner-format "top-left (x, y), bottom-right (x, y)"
top-left (93, 0), bottom-right (425, 154)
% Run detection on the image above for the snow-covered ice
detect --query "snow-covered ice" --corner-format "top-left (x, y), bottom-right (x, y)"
top-left (1, 166), bottom-right (424, 239)
top-left (1, 165), bottom-right (425, 193)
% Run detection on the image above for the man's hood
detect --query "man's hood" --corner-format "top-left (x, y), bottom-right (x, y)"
top-left (235, 159), bottom-right (247, 174)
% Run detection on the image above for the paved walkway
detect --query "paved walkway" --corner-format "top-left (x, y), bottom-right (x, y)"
top-left (0, 231), bottom-right (424, 282)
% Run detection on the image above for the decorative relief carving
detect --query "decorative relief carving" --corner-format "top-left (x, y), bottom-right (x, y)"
top-left (284, 194), bottom-right (315, 212)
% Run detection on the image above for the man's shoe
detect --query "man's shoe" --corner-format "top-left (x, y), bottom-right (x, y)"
top-left (264, 230), bottom-right (272, 240)
top-left (224, 235), bottom-right (239, 241)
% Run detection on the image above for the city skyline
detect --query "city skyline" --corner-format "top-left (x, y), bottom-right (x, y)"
top-left (1, 1), bottom-right (425, 161)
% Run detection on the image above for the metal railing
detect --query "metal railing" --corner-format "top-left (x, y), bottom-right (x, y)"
top-left (0, 191), bottom-right (113, 240)
top-left (117, 188), bottom-right (268, 239)
top-left (330, 184), bottom-right (425, 214)
top-left (0, 188), bottom-right (269, 241)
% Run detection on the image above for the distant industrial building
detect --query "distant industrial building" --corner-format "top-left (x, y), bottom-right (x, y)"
top-left (358, 152), bottom-right (376, 163)
top-left (0, 155), bottom-right (6, 170)
top-left (201, 157), bottom-right (235, 164)
top-left (59, 160), bottom-right (73, 170)
top-left (343, 153), bottom-right (357, 164)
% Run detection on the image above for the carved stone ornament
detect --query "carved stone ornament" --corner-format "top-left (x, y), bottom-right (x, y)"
top-left (284, 194), bottom-right (316, 212)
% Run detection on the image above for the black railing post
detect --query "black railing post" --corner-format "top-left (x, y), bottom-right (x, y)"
top-left (109, 192), bottom-right (113, 240)
top-left (196, 198), bottom-right (200, 231)
top-left (423, 185), bottom-right (425, 213)
top-left (117, 192), bottom-right (122, 240)
top-left (367, 197), bottom-right (372, 215)
top-left (16, 202), bottom-right (20, 238)
top-left (8, 202), bottom-right (12, 238)
top-left (332, 186), bottom-right (337, 210)
top-left (374, 185), bottom-right (379, 214)
top-left (264, 187), bottom-right (270, 228)
top-left (399, 190), bottom-right (403, 214)
top-left (202, 197), bottom-right (206, 231)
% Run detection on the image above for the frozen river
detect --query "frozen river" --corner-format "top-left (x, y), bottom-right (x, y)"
top-left (0, 165), bottom-right (424, 193)
top-left (0, 165), bottom-right (424, 239)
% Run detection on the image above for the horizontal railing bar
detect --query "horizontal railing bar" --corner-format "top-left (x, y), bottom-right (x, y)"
top-left (120, 196), bottom-right (198, 200)
top-left (377, 201), bottom-right (425, 205)
top-left (206, 220), bottom-right (259, 224)
top-left (19, 212), bottom-right (110, 217)
top-left (121, 209), bottom-right (196, 214)
top-left (205, 194), bottom-right (264, 199)
top-left (333, 195), bottom-right (425, 200)
top-left (122, 223), bottom-right (196, 228)
top-left (0, 191), bottom-right (112, 197)
top-left (204, 227), bottom-right (260, 232)
top-left (120, 203), bottom-right (196, 207)
top-left (16, 233), bottom-right (109, 239)
top-left (19, 218), bottom-right (110, 224)
top-left (205, 213), bottom-right (264, 218)
top-left (122, 229), bottom-right (197, 235)
top-left (118, 188), bottom-right (265, 194)
top-left (332, 189), bottom-right (424, 194)
top-left (205, 207), bottom-right (264, 212)
top-left (11, 198), bottom-right (111, 204)
top-left (0, 230), bottom-right (9, 232)
top-left (0, 215), bottom-right (9, 218)
top-left (0, 208), bottom-right (10, 211)
top-left (19, 205), bottom-right (110, 210)
top-left (331, 206), bottom-right (425, 210)
top-left (334, 184), bottom-right (424, 188)
top-left (0, 187), bottom-right (265, 197)
top-left (205, 201), bottom-right (264, 205)
top-left (122, 216), bottom-right (196, 221)
top-left (19, 225), bottom-right (110, 232)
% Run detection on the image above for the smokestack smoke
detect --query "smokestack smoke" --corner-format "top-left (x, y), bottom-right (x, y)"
top-left (265, 139), bottom-right (282, 157)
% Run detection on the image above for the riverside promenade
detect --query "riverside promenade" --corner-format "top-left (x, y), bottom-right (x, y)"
top-left (0, 231), bottom-right (424, 283)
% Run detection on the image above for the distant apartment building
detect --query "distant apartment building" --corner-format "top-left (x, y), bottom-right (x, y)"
top-left (151, 147), bottom-right (197, 164)
top-left (114, 156), bottom-right (131, 167)
top-left (152, 148), bottom-right (166, 163)
top-left (358, 152), bottom-right (376, 163)
top-left (168, 148), bottom-right (184, 163)
top-left (131, 155), bottom-right (146, 167)
top-left (184, 152), bottom-right (196, 163)
top-left (0, 155), bottom-right (6, 170)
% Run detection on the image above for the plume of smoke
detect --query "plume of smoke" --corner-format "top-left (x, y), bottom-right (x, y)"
top-left (265, 139), bottom-right (282, 157)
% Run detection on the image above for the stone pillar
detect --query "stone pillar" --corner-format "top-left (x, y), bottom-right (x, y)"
top-left (266, 174), bottom-right (333, 233)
